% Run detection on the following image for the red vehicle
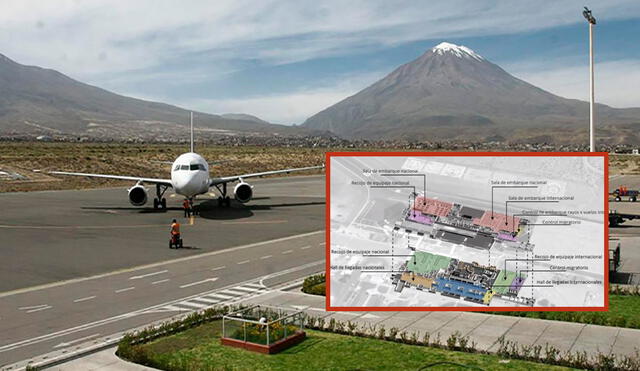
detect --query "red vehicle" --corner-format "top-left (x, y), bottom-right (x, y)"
top-left (612, 186), bottom-right (640, 202)
top-left (170, 233), bottom-right (183, 249)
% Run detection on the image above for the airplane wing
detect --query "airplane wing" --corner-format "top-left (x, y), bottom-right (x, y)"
top-left (46, 171), bottom-right (173, 186)
top-left (210, 165), bottom-right (324, 186)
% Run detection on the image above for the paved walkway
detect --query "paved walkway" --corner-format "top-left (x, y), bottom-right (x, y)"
top-left (48, 348), bottom-right (152, 370)
top-left (241, 290), bottom-right (640, 359)
top-left (51, 289), bottom-right (640, 369)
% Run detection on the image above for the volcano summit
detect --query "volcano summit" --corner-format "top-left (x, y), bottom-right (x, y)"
top-left (303, 42), bottom-right (640, 143)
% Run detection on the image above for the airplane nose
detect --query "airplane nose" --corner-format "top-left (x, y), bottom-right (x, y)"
top-left (175, 173), bottom-right (198, 195)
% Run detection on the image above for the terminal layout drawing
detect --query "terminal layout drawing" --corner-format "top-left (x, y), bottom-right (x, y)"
top-left (328, 155), bottom-right (606, 309)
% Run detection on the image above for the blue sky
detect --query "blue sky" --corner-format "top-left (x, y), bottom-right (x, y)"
top-left (2, 1), bottom-right (640, 124)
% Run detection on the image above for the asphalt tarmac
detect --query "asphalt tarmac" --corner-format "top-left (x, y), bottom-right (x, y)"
top-left (0, 175), bottom-right (326, 366)
top-left (609, 174), bottom-right (640, 236)
top-left (0, 175), bottom-right (324, 293)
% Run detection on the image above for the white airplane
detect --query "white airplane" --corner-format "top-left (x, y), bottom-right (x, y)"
top-left (46, 113), bottom-right (324, 209)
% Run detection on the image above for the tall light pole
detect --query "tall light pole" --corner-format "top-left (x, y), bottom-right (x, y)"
top-left (583, 7), bottom-right (596, 152)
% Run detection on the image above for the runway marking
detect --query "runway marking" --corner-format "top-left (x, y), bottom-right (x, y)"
top-left (115, 287), bottom-right (135, 293)
top-left (300, 245), bottom-right (311, 250)
top-left (282, 250), bottom-right (293, 254)
top-left (260, 255), bottom-right (273, 260)
top-left (0, 230), bottom-right (323, 299)
top-left (152, 279), bottom-right (170, 285)
top-left (218, 290), bottom-right (243, 297)
top-left (18, 304), bottom-right (49, 310)
top-left (207, 293), bottom-right (234, 300)
top-left (319, 242), bottom-right (326, 245)
top-left (0, 224), bottom-right (172, 230)
top-left (237, 260), bottom-right (250, 265)
top-left (129, 270), bottom-right (168, 280)
top-left (211, 265), bottom-right (226, 271)
top-left (259, 260), bottom-right (324, 288)
top-left (232, 286), bottom-right (262, 293)
top-left (0, 261), bottom-right (323, 354)
top-left (53, 333), bottom-right (101, 349)
top-left (243, 283), bottom-right (266, 290)
top-left (180, 278), bottom-right (218, 289)
top-left (175, 302), bottom-right (208, 310)
top-left (26, 305), bottom-right (52, 314)
top-left (73, 296), bottom-right (96, 303)
top-left (189, 216), bottom-right (195, 225)
top-left (222, 220), bottom-right (288, 225)
top-left (191, 297), bottom-right (220, 304)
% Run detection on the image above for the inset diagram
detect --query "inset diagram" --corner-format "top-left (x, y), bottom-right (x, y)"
top-left (328, 154), bottom-right (606, 310)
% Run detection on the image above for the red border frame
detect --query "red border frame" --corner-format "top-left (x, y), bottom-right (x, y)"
top-left (325, 152), bottom-right (609, 312)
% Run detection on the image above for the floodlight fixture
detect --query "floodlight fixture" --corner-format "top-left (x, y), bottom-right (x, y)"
top-left (583, 7), bottom-right (596, 24)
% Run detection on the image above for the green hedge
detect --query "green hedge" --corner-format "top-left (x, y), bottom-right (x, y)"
top-left (302, 274), bottom-right (326, 296)
top-left (116, 305), bottom-right (235, 364)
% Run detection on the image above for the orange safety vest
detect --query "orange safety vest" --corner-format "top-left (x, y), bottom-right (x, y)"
top-left (171, 222), bottom-right (180, 235)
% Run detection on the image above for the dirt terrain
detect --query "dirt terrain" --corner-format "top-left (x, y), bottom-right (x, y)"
top-left (0, 142), bottom-right (326, 192)
top-left (0, 141), bottom-right (628, 192)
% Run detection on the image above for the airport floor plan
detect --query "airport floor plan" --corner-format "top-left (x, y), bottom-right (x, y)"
top-left (328, 155), bottom-right (606, 309)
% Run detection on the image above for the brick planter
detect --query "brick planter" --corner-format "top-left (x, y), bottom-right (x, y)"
top-left (221, 331), bottom-right (306, 354)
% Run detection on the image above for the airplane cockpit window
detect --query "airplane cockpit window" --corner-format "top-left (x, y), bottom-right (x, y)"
top-left (180, 164), bottom-right (189, 170)
top-left (189, 163), bottom-right (206, 171)
top-left (173, 164), bottom-right (180, 171)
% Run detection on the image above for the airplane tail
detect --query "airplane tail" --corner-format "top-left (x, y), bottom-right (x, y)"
top-left (190, 111), bottom-right (194, 153)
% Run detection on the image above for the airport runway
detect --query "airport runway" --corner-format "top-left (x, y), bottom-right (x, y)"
top-left (0, 175), bottom-right (324, 293)
top-left (0, 175), bottom-right (326, 365)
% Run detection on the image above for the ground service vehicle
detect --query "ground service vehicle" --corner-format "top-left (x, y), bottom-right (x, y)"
top-left (612, 186), bottom-right (640, 202)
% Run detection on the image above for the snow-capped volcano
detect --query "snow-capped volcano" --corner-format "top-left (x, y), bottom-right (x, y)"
top-left (302, 41), bottom-right (640, 143)
top-left (432, 42), bottom-right (484, 61)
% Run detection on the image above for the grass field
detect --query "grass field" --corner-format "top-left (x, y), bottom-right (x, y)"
top-left (132, 320), bottom-right (576, 371)
top-left (0, 142), bottom-right (325, 192)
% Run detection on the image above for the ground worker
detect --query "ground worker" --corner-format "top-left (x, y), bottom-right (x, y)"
top-left (182, 199), bottom-right (191, 218)
top-left (170, 219), bottom-right (180, 239)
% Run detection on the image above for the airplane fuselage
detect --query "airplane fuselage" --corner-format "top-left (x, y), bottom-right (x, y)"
top-left (170, 152), bottom-right (210, 198)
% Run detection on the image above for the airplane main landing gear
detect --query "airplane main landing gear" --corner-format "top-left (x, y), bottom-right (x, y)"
top-left (217, 196), bottom-right (231, 207)
top-left (214, 182), bottom-right (231, 207)
top-left (153, 184), bottom-right (169, 210)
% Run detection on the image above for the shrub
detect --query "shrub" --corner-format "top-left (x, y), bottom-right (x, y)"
top-left (302, 274), bottom-right (326, 296)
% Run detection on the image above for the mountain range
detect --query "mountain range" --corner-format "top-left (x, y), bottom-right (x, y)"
top-left (2, 43), bottom-right (639, 144)
top-left (303, 42), bottom-right (640, 144)
top-left (0, 53), bottom-right (301, 140)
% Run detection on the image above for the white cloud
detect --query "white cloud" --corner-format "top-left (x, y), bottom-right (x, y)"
top-left (508, 59), bottom-right (640, 108)
top-left (2, 1), bottom-right (640, 120)
top-left (2, 0), bottom-right (640, 79)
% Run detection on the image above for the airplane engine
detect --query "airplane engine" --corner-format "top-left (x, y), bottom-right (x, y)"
top-left (233, 182), bottom-right (253, 203)
top-left (128, 185), bottom-right (148, 206)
